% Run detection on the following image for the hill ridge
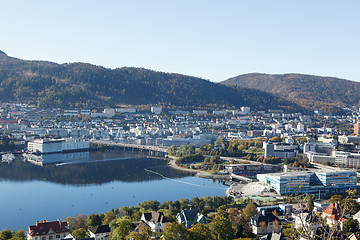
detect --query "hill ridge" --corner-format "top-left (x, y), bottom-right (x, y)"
top-left (221, 73), bottom-right (360, 113)
top-left (0, 51), bottom-right (302, 112)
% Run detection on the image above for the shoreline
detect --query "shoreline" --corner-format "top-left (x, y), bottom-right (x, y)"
top-left (168, 158), bottom-right (231, 180)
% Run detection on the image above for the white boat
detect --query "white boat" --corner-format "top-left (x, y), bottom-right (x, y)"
top-left (2, 153), bottom-right (15, 163)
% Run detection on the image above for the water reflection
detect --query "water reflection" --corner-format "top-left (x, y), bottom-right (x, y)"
top-left (0, 151), bottom-right (191, 185)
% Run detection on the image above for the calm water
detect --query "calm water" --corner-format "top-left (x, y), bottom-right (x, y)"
top-left (0, 150), bottom-right (226, 230)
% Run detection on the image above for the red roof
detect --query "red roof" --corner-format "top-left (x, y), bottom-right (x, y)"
top-left (28, 221), bottom-right (69, 236)
top-left (323, 203), bottom-right (337, 215)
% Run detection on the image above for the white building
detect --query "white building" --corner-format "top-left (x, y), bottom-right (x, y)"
top-left (151, 106), bottom-right (162, 115)
top-left (140, 211), bottom-right (170, 232)
top-left (88, 225), bottom-right (110, 240)
top-left (28, 139), bottom-right (63, 153)
top-left (116, 108), bottom-right (136, 113)
top-left (103, 108), bottom-right (115, 117)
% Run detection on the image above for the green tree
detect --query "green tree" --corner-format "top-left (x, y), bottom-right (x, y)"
top-left (342, 217), bottom-right (359, 237)
top-left (188, 223), bottom-right (212, 240)
top-left (306, 194), bottom-right (315, 212)
top-left (163, 222), bottom-right (190, 240)
top-left (87, 214), bottom-right (103, 228)
top-left (103, 210), bottom-right (117, 225)
top-left (12, 230), bottom-right (25, 240)
top-left (329, 195), bottom-right (343, 204)
top-left (178, 145), bottom-right (195, 157)
top-left (76, 214), bottom-right (87, 229)
top-left (242, 203), bottom-right (257, 220)
top-left (208, 216), bottom-right (233, 240)
top-left (125, 232), bottom-right (149, 240)
top-left (64, 216), bottom-right (77, 231)
top-left (72, 228), bottom-right (89, 239)
top-left (110, 218), bottom-right (133, 240)
top-left (167, 145), bottom-right (178, 156)
top-left (0, 230), bottom-right (12, 240)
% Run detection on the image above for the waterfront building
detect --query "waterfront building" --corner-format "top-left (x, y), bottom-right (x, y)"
top-left (257, 170), bottom-right (357, 195)
top-left (28, 139), bottom-right (63, 154)
top-left (27, 138), bottom-right (89, 154)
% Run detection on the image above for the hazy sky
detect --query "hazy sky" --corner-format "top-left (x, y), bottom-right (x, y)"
top-left (1, 0), bottom-right (359, 82)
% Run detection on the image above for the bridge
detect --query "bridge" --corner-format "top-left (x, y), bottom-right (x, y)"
top-left (90, 140), bottom-right (168, 157)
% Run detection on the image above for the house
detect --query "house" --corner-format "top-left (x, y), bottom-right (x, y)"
top-left (250, 211), bottom-right (281, 235)
top-left (293, 211), bottom-right (320, 240)
top-left (27, 220), bottom-right (70, 240)
top-left (88, 225), bottom-right (110, 240)
top-left (140, 211), bottom-right (170, 232)
top-left (176, 209), bottom-right (206, 228)
top-left (321, 203), bottom-right (349, 230)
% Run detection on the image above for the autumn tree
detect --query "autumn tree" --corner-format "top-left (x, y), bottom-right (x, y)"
top-left (208, 216), bottom-right (233, 240)
top-left (163, 222), bottom-right (189, 240)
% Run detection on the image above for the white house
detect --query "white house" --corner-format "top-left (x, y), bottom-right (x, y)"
top-left (140, 211), bottom-right (170, 232)
top-left (88, 225), bottom-right (110, 240)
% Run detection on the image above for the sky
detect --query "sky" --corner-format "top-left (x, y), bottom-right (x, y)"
top-left (0, 0), bottom-right (359, 82)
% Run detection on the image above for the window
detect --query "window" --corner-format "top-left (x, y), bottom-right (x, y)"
top-left (56, 235), bottom-right (60, 239)
top-left (49, 236), bottom-right (53, 240)
top-left (42, 237), bottom-right (46, 240)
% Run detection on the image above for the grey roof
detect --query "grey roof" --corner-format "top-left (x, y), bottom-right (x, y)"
top-left (251, 212), bottom-right (279, 226)
top-left (142, 211), bottom-right (169, 224)
top-left (89, 225), bottom-right (110, 234)
top-left (180, 209), bottom-right (201, 221)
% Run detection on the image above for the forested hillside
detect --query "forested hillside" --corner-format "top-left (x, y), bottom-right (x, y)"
top-left (222, 73), bottom-right (360, 113)
top-left (0, 51), bottom-right (302, 112)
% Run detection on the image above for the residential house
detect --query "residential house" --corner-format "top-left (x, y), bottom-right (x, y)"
top-left (27, 220), bottom-right (70, 240)
top-left (293, 211), bottom-right (320, 240)
top-left (140, 211), bottom-right (170, 232)
top-left (176, 209), bottom-right (206, 228)
top-left (250, 211), bottom-right (281, 235)
top-left (88, 225), bottom-right (110, 240)
top-left (322, 202), bottom-right (349, 230)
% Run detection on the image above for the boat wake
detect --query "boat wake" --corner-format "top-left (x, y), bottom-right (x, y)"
top-left (144, 168), bottom-right (227, 190)
top-left (56, 157), bottom-right (132, 166)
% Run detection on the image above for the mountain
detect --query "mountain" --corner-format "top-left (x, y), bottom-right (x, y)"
top-left (221, 73), bottom-right (360, 113)
top-left (0, 51), bottom-right (302, 112)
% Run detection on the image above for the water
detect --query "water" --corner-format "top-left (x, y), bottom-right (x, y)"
top-left (0, 150), bottom-right (226, 230)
